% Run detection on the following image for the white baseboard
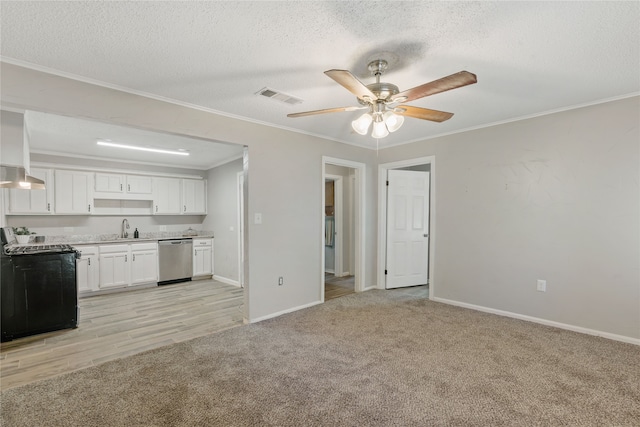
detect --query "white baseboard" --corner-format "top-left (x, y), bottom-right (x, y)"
top-left (212, 275), bottom-right (241, 287)
top-left (362, 286), bottom-right (377, 292)
top-left (431, 297), bottom-right (640, 346)
top-left (325, 269), bottom-right (335, 274)
top-left (250, 300), bottom-right (323, 323)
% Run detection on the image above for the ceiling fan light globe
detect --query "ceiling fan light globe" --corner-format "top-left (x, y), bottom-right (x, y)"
top-left (371, 120), bottom-right (389, 138)
top-left (352, 113), bottom-right (373, 135)
top-left (383, 111), bottom-right (404, 132)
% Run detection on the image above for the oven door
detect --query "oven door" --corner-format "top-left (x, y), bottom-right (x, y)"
top-left (1, 252), bottom-right (78, 342)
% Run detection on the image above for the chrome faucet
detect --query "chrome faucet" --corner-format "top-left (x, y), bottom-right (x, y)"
top-left (121, 218), bottom-right (130, 238)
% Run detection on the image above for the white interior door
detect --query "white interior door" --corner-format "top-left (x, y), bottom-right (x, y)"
top-left (386, 169), bottom-right (430, 289)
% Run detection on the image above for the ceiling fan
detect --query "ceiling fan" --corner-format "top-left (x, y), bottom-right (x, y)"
top-left (288, 59), bottom-right (477, 138)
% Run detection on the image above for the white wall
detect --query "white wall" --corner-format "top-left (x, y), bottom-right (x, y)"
top-left (0, 62), bottom-right (379, 322)
top-left (378, 96), bottom-right (640, 340)
top-left (202, 158), bottom-right (243, 283)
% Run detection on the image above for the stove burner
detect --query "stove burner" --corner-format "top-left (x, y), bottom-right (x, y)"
top-left (3, 244), bottom-right (77, 256)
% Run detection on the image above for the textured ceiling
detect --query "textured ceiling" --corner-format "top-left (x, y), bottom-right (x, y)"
top-left (1, 1), bottom-right (639, 165)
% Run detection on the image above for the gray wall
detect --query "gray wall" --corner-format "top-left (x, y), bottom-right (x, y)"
top-left (1, 63), bottom-right (379, 322)
top-left (378, 96), bottom-right (640, 339)
top-left (202, 158), bottom-right (243, 283)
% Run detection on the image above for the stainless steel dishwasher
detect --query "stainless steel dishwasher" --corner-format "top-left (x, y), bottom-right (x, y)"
top-left (158, 239), bottom-right (193, 285)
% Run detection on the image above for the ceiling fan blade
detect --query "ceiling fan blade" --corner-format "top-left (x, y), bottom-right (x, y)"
top-left (324, 69), bottom-right (378, 101)
top-left (287, 105), bottom-right (364, 118)
top-left (394, 105), bottom-right (454, 122)
top-left (391, 71), bottom-right (477, 103)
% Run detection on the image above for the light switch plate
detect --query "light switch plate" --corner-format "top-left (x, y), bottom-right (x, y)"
top-left (537, 279), bottom-right (546, 292)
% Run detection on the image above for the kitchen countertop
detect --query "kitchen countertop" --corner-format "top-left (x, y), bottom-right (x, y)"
top-left (13, 233), bottom-right (214, 247)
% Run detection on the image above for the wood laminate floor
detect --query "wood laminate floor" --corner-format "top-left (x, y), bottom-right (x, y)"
top-left (324, 274), bottom-right (355, 300)
top-left (0, 279), bottom-right (244, 391)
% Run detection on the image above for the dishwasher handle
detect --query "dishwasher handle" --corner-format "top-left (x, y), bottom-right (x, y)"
top-left (159, 239), bottom-right (192, 245)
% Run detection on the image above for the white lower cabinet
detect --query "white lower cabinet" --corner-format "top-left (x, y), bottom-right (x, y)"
top-left (193, 238), bottom-right (213, 278)
top-left (130, 243), bottom-right (158, 285)
top-left (91, 242), bottom-right (158, 292)
top-left (99, 245), bottom-right (130, 289)
top-left (76, 245), bottom-right (100, 294)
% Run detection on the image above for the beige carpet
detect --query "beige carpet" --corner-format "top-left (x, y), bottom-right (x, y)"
top-left (2, 289), bottom-right (639, 426)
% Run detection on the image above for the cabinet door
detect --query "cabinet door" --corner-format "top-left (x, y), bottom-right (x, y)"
top-left (131, 250), bottom-right (158, 285)
top-left (182, 179), bottom-right (207, 214)
top-left (126, 176), bottom-right (153, 195)
top-left (193, 246), bottom-right (212, 276)
top-left (99, 252), bottom-right (129, 289)
top-left (153, 177), bottom-right (181, 214)
top-left (7, 168), bottom-right (53, 214)
top-left (76, 246), bottom-right (99, 294)
top-left (55, 170), bottom-right (93, 214)
top-left (95, 173), bottom-right (125, 193)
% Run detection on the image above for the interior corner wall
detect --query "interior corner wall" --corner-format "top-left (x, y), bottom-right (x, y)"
top-left (1, 62), bottom-right (379, 322)
top-left (378, 96), bottom-right (640, 340)
top-left (203, 158), bottom-right (243, 283)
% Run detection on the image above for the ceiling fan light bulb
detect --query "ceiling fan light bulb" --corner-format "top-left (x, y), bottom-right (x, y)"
top-left (371, 120), bottom-right (389, 138)
top-left (383, 111), bottom-right (404, 132)
top-left (352, 113), bottom-right (373, 135)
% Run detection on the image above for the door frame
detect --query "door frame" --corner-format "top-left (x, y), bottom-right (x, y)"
top-left (237, 170), bottom-right (245, 288)
top-left (378, 156), bottom-right (436, 299)
top-left (324, 174), bottom-right (343, 276)
top-left (321, 156), bottom-right (366, 302)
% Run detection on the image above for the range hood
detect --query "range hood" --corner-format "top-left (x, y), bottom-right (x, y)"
top-left (0, 110), bottom-right (45, 190)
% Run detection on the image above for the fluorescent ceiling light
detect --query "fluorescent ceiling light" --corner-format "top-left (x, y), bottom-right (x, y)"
top-left (97, 140), bottom-right (189, 156)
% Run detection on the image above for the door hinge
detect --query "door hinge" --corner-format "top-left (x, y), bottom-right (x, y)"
top-left (386, 180), bottom-right (389, 186)
top-left (384, 269), bottom-right (387, 275)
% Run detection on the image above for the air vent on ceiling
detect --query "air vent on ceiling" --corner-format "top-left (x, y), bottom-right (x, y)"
top-left (255, 87), bottom-right (303, 105)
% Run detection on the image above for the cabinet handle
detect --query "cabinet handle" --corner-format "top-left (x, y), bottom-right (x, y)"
top-left (184, 205), bottom-right (186, 212)
top-left (88, 204), bottom-right (91, 212)
top-left (120, 184), bottom-right (123, 191)
top-left (128, 184), bottom-right (131, 192)
top-left (125, 255), bottom-right (127, 262)
top-left (88, 258), bottom-right (91, 266)
top-left (133, 254), bottom-right (136, 261)
top-left (47, 203), bottom-right (50, 212)
top-left (155, 205), bottom-right (158, 212)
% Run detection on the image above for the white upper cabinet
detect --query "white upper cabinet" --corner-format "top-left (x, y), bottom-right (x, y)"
top-left (94, 173), bottom-right (153, 199)
top-left (54, 170), bottom-right (93, 214)
top-left (5, 166), bottom-right (206, 217)
top-left (95, 173), bottom-right (124, 193)
top-left (153, 177), bottom-right (182, 214)
top-left (6, 167), bottom-right (54, 214)
top-left (126, 175), bottom-right (152, 195)
top-left (182, 179), bottom-right (207, 214)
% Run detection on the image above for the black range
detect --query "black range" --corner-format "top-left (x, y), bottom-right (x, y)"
top-left (1, 227), bottom-right (79, 342)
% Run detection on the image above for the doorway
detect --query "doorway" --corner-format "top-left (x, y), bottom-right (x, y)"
top-left (378, 156), bottom-right (435, 299)
top-left (321, 157), bottom-right (366, 302)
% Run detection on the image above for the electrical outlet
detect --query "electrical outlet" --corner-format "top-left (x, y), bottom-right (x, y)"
top-left (537, 279), bottom-right (546, 292)
top-left (254, 213), bottom-right (262, 224)
top-left (278, 276), bottom-right (283, 286)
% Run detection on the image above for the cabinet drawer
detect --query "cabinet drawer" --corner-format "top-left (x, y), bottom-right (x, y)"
top-left (99, 244), bottom-right (129, 254)
top-left (131, 242), bottom-right (158, 251)
top-left (193, 239), bottom-right (212, 247)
